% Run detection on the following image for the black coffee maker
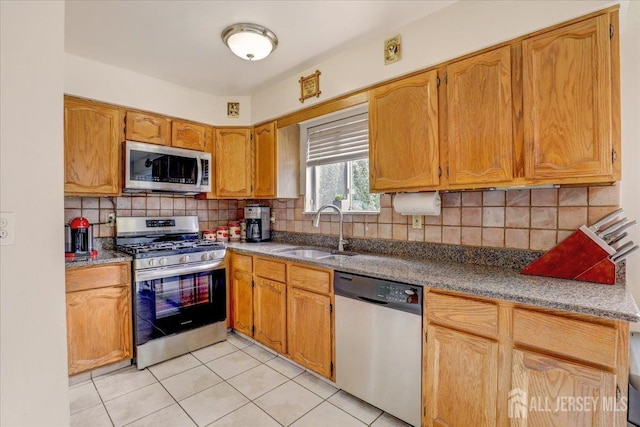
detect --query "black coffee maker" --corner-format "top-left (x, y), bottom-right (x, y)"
top-left (65, 217), bottom-right (97, 260)
top-left (245, 205), bottom-right (271, 242)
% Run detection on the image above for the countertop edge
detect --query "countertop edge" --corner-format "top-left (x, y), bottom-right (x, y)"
top-left (226, 243), bottom-right (640, 323)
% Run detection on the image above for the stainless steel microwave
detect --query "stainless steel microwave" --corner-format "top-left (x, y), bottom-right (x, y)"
top-left (124, 140), bottom-right (211, 195)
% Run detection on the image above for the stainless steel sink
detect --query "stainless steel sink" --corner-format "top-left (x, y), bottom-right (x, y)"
top-left (279, 249), bottom-right (334, 259)
top-left (278, 248), bottom-right (357, 260)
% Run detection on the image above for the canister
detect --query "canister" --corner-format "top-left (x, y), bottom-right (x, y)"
top-left (229, 221), bottom-right (241, 241)
top-left (216, 226), bottom-right (229, 242)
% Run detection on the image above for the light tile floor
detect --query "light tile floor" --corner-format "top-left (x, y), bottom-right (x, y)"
top-left (69, 333), bottom-right (413, 427)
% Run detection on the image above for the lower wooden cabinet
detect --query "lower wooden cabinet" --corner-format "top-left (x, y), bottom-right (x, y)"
top-left (424, 325), bottom-right (498, 426)
top-left (66, 262), bottom-right (132, 375)
top-left (229, 252), bottom-right (334, 380)
top-left (231, 268), bottom-right (254, 337)
top-left (287, 286), bottom-right (333, 379)
top-left (424, 290), bottom-right (629, 427)
top-left (254, 277), bottom-right (287, 354)
top-left (229, 253), bottom-right (288, 354)
top-left (511, 349), bottom-right (616, 426)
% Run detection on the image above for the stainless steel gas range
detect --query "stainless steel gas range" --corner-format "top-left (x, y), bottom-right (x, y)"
top-left (116, 216), bottom-right (227, 369)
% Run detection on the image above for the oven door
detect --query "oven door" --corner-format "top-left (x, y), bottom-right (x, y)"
top-left (133, 261), bottom-right (225, 346)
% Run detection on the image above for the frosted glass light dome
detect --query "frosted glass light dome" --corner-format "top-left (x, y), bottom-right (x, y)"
top-left (222, 23), bottom-right (278, 61)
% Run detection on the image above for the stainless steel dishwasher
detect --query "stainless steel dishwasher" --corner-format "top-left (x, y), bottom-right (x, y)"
top-left (334, 271), bottom-right (423, 427)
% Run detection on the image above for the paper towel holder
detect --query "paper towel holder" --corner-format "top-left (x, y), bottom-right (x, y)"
top-left (392, 191), bottom-right (441, 216)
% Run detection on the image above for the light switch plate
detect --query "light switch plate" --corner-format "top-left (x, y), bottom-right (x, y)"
top-left (412, 215), bottom-right (423, 229)
top-left (0, 212), bottom-right (15, 245)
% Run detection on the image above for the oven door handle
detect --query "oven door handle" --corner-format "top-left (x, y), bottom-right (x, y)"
top-left (135, 260), bottom-right (224, 282)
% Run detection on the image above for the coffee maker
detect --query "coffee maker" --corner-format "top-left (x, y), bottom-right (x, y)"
top-left (65, 217), bottom-right (98, 260)
top-left (245, 205), bottom-right (271, 242)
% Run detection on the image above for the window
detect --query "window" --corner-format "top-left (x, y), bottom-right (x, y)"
top-left (301, 107), bottom-right (380, 213)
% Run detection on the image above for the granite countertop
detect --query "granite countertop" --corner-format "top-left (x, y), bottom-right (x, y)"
top-left (227, 242), bottom-right (640, 323)
top-left (64, 249), bottom-right (132, 268)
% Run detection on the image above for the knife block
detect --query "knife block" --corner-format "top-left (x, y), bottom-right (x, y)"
top-left (521, 225), bottom-right (617, 285)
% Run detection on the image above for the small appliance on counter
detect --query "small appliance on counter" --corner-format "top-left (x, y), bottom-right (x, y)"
top-left (245, 204), bottom-right (271, 242)
top-left (65, 217), bottom-right (98, 260)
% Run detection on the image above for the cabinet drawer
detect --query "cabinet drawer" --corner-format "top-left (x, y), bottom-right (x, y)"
top-left (290, 264), bottom-right (331, 294)
top-left (512, 308), bottom-right (617, 368)
top-left (231, 254), bottom-right (253, 272)
top-left (255, 257), bottom-right (286, 282)
top-left (66, 262), bottom-right (130, 293)
top-left (427, 293), bottom-right (498, 338)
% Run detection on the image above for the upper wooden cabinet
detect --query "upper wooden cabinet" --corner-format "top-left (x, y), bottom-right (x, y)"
top-left (369, 70), bottom-right (440, 192)
top-left (64, 96), bottom-right (122, 195)
top-left (215, 128), bottom-right (253, 198)
top-left (125, 112), bottom-right (210, 151)
top-left (444, 46), bottom-right (514, 187)
top-left (125, 111), bottom-right (170, 146)
top-left (254, 122), bottom-right (277, 198)
top-left (253, 122), bottom-right (300, 199)
top-left (523, 14), bottom-right (617, 182)
top-left (172, 119), bottom-right (208, 151)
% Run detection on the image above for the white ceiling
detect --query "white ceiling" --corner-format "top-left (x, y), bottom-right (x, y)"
top-left (64, 1), bottom-right (456, 96)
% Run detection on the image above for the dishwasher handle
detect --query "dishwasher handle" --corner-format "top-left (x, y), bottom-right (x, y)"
top-left (358, 296), bottom-right (389, 305)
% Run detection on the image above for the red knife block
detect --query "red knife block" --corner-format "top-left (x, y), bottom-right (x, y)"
top-left (521, 226), bottom-right (617, 285)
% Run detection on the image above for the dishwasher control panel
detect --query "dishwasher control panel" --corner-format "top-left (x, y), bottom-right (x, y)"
top-left (377, 282), bottom-right (420, 304)
top-left (334, 271), bottom-right (422, 315)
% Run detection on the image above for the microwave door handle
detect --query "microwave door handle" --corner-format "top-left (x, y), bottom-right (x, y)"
top-left (134, 260), bottom-right (224, 282)
top-left (196, 156), bottom-right (203, 188)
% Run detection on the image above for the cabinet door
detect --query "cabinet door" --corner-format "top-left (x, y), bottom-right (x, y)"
top-left (446, 46), bottom-right (513, 186)
top-left (254, 121), bottom-right (277, 198)
top-left (66, 285), bottom-right (132, 375)
top-left (215, 128), bottom-right (253, 198)
top-left (523, 15), bottom-right (614, 181)
top-left (125, 111), bottom-right (170, 145)
top-left (64, 97), bottom-right (122, 195)
top-left (172, 120), bottom-right (208, 151)
top-left (369, 70), bottom-right (439, 192)
top-left (254, 277), bottom-right (286, 353)
top-left (231, 269), bottom-right (253, 337)
top-left (511, 349), bottom-right (616, 426)
top-left (287, 287), bottom-right (332, 379)
top-left (425, 325), bottom-right (498, 426)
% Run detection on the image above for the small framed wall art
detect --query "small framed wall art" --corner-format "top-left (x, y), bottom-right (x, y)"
top-left (384, 35), bottom-right (401, 65)
top-left (227, 102), bottom-right (239, 118)
top-left (299, 70), bottom-right (321, 103)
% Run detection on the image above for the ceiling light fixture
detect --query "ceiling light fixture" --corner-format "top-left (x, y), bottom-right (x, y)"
top-left (221, 23), bottom-right (278, 61)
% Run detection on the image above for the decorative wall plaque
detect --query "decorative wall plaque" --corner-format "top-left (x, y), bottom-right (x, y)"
top-left (384, 35), bottom-right (401, 65)
top-left (227, 102), bottom-right (239, 118)
top-left (299, 70), bottom-right (321, 103)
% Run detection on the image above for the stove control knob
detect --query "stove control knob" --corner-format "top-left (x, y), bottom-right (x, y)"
top-left (148, 259), bottom-right (156, 267)
top-left (159, 258), bottom-right (168, 266)
top-left (181, 255), bottom-right (190, 263)
top-left (201, 253), bottom-right (210, 261)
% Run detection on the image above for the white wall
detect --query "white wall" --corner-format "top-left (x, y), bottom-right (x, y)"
top-left (65, 54), bottom-right (253, 126)
top-left (0, 1), bottom-right (70, 426)
top-left (619, 0), bottom-right (640, 330)
top-left (252, 0), bottom-right (617, 122)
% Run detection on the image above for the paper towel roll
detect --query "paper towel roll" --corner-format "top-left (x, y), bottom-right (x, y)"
top-left (393, 192), bottom-right (441, 216)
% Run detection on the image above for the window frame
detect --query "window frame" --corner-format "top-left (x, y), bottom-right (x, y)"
top-left (298, 103), bottom-right (379, 214)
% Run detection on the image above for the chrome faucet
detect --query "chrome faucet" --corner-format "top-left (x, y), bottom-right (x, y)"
top-left (312, 204), bottom-right (348, 252)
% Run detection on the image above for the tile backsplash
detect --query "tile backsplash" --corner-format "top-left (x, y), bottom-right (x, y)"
top-left (64, 184), bottom-right (620, 252)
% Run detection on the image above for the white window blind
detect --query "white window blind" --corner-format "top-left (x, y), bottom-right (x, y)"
top-left (306, 112), bottom-right (368, 167)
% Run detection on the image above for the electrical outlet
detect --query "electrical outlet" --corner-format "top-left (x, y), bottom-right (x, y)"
top-left (0, 212), bottom-right (15, 245)
top-left (412, 215), bottom-right (423, 229)
top-left (106, 213), bottom-right (116, 227)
